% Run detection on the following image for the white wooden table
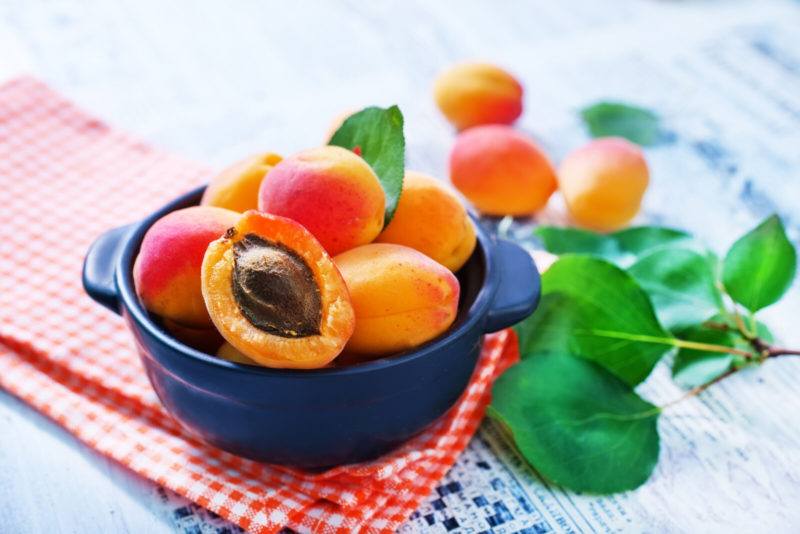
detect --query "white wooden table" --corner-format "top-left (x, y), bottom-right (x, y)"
top-left (2, 1), bottom-right (799, 532)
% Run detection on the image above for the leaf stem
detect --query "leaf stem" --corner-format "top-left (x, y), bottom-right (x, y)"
top-left (660, 368), bottom-right (737, 411)
top-left (587, 329), bottom-right (752, 357)
top-left (670, 338), bottom-right (753, 358)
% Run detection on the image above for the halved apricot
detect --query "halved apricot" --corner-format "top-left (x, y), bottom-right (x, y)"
top-left (201, 210), bottom-right (355, 369)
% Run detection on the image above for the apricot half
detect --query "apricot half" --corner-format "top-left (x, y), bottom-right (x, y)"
top-left (375, 171), bottom-right (476, 272)
top-left (334, 243), bottom-right (460, 357)
top-left (201, 152), bottom-right (282, 212)
top-left (201, 211), bottom-right (354, 369)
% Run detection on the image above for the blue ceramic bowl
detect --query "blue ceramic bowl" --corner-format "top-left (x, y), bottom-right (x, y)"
top-left (83, 186), bottom-right (540, 468)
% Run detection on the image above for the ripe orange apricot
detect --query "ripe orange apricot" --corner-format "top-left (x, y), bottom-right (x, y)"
top-left (162, 318), bottom-right (225, 354)
top-left (450, 125), bottom-right (557, 216)
top-left (434, 62), bottom-right (523, 130)
top-left (558, 137), bottom-right (649, 231)
top-left (375, 171), bottom-right (476, 271)
top-left (258, 146), bottom-right (385, 256)
top-left (201, 152), bottom-right (282, 212)
top-left (202, 210), bottom-right (355, 369)
top-left (133, 206), bottom-right (239, 327)
top-left (216, 342), bottom-right (259, 365)
top-left (334, 243), bottom-right (460, 357)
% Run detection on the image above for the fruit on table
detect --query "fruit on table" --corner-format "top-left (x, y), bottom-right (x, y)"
top-left (201, 152), bottom-right (282, 212)
top-left (375, 171), bottom-right (476, 272)
top-left (450, 125), bottom-right (557, 216)
top-left (201, 210), bottom-right (355, 369)
top-left (558, 137), bottom-right (649, 231)
top-left (162, 318), bottom-right (225, 354)
top-left (334, 243), bottom-right (460, 357)
top-left (217, 341), bottom-right (259, 365)
top-left (134, 206), bottom-right (239, 327)
top-left (258, 145), bottom-right (385, 256)
top-left (434, 62), bottom-right (523, 131)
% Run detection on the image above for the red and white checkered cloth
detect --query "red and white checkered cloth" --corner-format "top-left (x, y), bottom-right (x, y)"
top-left (0, 77), bottom-right (519, 533)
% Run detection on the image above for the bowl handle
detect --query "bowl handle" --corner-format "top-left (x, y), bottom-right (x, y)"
top-left (483, 239), bottom-right (541, 333)
top-left (82, 224), bottom-right (134, 315)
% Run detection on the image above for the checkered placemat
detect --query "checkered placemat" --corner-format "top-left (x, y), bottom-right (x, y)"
top-left (0, 77), bottom-right (519, 533)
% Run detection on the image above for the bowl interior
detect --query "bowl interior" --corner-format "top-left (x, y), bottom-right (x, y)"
top-left (120, 186), bottom-right (494, 374)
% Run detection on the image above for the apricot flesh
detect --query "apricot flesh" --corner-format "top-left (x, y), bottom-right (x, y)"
top-left (133, 206), bottom-right (239, 327)
top-left (375, 171), bottom-right (476, 272)
top-left (201, 152), bottom-right (282, 212)
top-left (558, 137), bottom-right (649, 231)
top-left (334, 243), bottom-right (460, 357)
top-left (258, 146), bottom-right (385, 256)
top-left (450, 125), bottom-right (557, 216)
top-left (434, 62), bottom-right (523, 131)
top-left (202, 210), bottom-right (355, 369)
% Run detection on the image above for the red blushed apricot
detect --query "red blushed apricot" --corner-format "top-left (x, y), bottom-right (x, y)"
top-left (558, 137), bottom-right (649, 231)
top-left (258, 146), bottom-right (386, 256)
top-left (334, 243), bottom-right (460, 357)
top-left (450, 125), bottom-right (557, 216)
top-left (375, 171), bottom-right (476, 272)
top-left (201, 152), bottom-right (282, 212)
top-left (163, 319), bottom-right (225, 354)
top-left (134, 206), bottom-right (239, 327)
top-left (434, 62), bottom-right (523, 131)
top-left (202, 211), bottom-right (355, 369)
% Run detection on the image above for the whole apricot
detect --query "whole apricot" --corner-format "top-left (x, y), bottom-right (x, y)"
top-left (133, 206), bottom-right (239, 327)
top-left (450, 125), bottom-right (557, 216)
top-left (375, 171), bottom-right (476, 271)
top-left (201, 152), bottom-right (282, 212)
top-left (334, 243), bottom-right (460, 357)
top-left (434, 62), bottom-right (523, 130)
top-left (558, 137), bottom-right (649, 231)
top-left (258, 146), bottom-right (385, 256)
top-left (202, 210), bottom-right (355, 369)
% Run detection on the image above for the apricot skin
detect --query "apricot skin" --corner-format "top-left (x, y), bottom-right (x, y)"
top-left (434, 62), bottom-right (523, 131)
top-left (202, 211), bottom-right (355, 369)
top-left (558, 137), bottom-right (649, 232)
top-left (450, 125), bottom-right (557, 216)
top-left (201, 152), bottom-right (282, 212)
top-left (258, 146), bottom-right (385, 256)
top-left (133, 206), bottom-right (239, 328)
top-left (375, 171), bottom-right (476, 272)
top-left (334, 243), bottom-right (460, 357)
top-left (163, 319), bottom-right (225, 354)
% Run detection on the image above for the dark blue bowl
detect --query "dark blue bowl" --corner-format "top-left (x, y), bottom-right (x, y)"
top-left (82, 186), bottom-right (540, 468)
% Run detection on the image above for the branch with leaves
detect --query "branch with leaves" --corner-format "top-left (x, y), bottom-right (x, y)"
top-left (490, 215), bottom-right (798, 493)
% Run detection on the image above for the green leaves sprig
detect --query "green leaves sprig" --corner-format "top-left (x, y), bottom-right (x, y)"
top-left (491, 215), bottom-right (798, 493)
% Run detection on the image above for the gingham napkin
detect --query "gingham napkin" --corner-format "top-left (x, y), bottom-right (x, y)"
top-left (0, 77), bottom-right (519, 534)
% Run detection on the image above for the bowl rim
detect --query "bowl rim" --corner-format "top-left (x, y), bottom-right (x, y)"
top-left (115, 185), bottom-right (498, 377)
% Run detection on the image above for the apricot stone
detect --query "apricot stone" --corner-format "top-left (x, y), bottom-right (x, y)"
top-left (334, 243), bottom-right (460, 357)
top-left (450, 125), bottom-right (557, 216)
top-left (558, 137), bottom-right (649, 231)
top-left (434, 62), bottom-right (523, 131)
top-left (202, 210), bottom-right (355, 369)
top-left (375, 171), bottom-right (476, 272)
top-left (133, 206), bottom-right (239, 327)
top-left (201, 152), bottom-right (282, 212)
top-left (258, 146), bottom-right (385, 256)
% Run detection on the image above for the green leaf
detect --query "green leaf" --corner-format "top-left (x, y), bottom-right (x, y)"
top-left (329, 105), bottom-right (406, 224)
top-left (489, 352), bottom-right (660, 493)
top-left (534, 225), bottom-right (692, 268)
top-left (517, 256), bottom-right (673, 386)
top-left (672, 326), bottom-right (736, 388)
top-left (628, 248), bottom-right (723, 332)
top-left (580, 101), bottom-right (666, 146)
top-left (722, 215), bottom-right (797, 312)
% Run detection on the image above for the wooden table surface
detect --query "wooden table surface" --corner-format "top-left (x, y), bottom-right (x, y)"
top-left (1, 1), bottom-right (799, 532)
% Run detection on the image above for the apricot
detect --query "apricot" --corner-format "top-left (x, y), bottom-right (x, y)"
top-left (201, 152), bottom-right (282, 212)
top-left (334, 243), bottom-right (460, 357)
top-left (201, 210), bottom-right (355, 369)
top-left (434, 62), bottom-right (523, 130)
top-left (217, 342), bottom-right (258, 365)
top-left (558, 137), bottom-right (649, 231)
top-left (258, 146), bottom-right (385, 256)
top-left (375, 171), bottom-right (476, 272)
top-left (134, 206), bottom-right (239, 327)
top-left (450, 125), bottom-right (557, 216)
top-left (162, 319), bottom-right (225, 354)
